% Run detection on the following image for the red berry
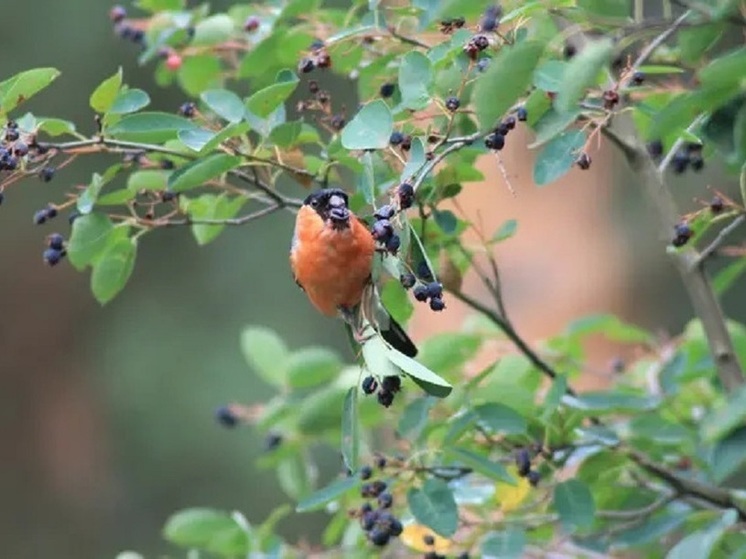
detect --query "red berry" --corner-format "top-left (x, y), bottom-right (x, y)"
top-left (166, 53), bottom-right (183, 71)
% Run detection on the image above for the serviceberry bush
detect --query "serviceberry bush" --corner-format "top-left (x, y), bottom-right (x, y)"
top-left (2, 0), bottom-right (746, 557)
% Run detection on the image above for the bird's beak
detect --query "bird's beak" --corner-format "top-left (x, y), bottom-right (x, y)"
top-left (327, 194), bottom-right (350, 225)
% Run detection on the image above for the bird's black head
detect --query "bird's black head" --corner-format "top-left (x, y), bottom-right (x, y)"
top-left (304, 188), bottom-right (351, 228)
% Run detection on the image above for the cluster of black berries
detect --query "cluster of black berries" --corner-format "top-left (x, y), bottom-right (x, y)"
top-left (410, 279), bottom-right (446, 312)
top-left (672, 221), bottom-right (693, 247)
top-left (371, 204), bottom-right (401, 254)
top-left (389, 132), bottom-right (413, 151)
top-left (355, 462), bottom-right (402, 546)
top-left (362, 374), bottom-right (402, 408)
top-left (671, 142), bottom-right (705, 174)
top-left (34, 204), bottom-right (58, 225)
top-left (480, 4), bottom-right (502, 32)
top-left (110, 5), bottom-right (145, 46)
top-left (463, 34), bottom-right (490, 60)
top-left (298, 40), bottom-right (332, 74)
top-left (484, 114), bottom-right (518, 151)
top-left (439, 16), bottom-right (465, 34)
top-left (515, 447), bottom-right (541, 487)
top-left (43, 233), bottom-right (66, 266)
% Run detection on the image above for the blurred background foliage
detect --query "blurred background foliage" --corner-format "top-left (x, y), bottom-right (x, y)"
top-left (0, 1), bottom-right (744, 558)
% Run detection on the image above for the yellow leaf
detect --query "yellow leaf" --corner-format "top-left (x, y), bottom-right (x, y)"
top-left (400, 523), bottom-right (452, 554)
top-left (495, 467), bottom-right (531, 512)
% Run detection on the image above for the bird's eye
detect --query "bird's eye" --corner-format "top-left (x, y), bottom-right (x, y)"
top-left (310, 198), bottom-right (319, 207)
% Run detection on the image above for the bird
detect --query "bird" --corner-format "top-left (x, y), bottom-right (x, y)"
top-left (290, 188), bottom-right (418, 357)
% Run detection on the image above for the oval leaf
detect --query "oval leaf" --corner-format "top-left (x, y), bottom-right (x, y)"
top-left (109, 88), bottom-right (151, 114)
top-left (533, 129), bottom-right (586, 186)
top-left (91, 237), bottom-right (137, 304)
top-left (201, 89), bottom-right (246, 123)
top-left (556, 38), bottom-right (614, 113)
top-left (108, 112), bottom-right (198, 143)
top-left (407, 478), bottom-right (459, 537)
top-left (553, 479), bottom-right (595, 531)
top-left (341, 100), bottom-right (393, 150)
top-left (246, 69), bottom-right (299, 118)
top-left (90, 68), bottom-right (122, 113)
top-left (341, 387), bottom-right (359, 473)
top-left (385, 345), bottom-right (452, 398)
top-left (168, 154), bottom-right (242, 192)
top-left (296, 476), bottom-right (359, 513)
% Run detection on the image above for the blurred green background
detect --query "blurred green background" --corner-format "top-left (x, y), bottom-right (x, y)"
top-left (1, 1), bottom-right (744, 558)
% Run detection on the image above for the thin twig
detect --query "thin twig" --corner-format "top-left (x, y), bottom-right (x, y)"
top-left (626, 10), bottom-right (692, 81)
top-left (658, 114), bottom-right (707, 174)
top-left (597, 493), bottom-right (676, 520)
top-left (692, 214), bottom-right (746, 268)
top-left (161, 203), bottom-right (284, 226)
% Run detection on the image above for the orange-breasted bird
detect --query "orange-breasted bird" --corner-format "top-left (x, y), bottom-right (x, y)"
top-left (290, 188), bottom-right (418, 357)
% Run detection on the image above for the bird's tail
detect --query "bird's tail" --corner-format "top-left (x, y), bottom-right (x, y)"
top-left (380, 315), bottom-right (418, 357)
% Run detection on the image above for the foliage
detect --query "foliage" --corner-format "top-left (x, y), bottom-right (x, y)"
top-left (3, 0), bottom-right (746, 557)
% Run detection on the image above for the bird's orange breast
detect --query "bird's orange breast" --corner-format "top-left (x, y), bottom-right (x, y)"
top-left (291, 206), bottom-right (376, 316)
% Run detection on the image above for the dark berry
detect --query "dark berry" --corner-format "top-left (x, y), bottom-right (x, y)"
top-left (361, 483), bottom-right (374, 498)
top-left (377, 390), bottom-right (394, 408)
top-left (307, 80), bottom-right (320, 95)
top-left (398, 182), bottom-right (414, 209)
top-left (480, 5), bottom-right (502, 31)
top-left (368, 527), bottom-right (390, 546)
top-left (361, 502), bottom-right (373, 513)
top-left (316, 52), bottom-right (332, 69)
top-left (671, 151), bottom-right (689, 174)
top-left (47, 233), bottom-right (65, 250)
top-left (178, 102), bottom-right (197, 118)
top-left (690, 155), bottom-right (704, 171)
top-left (380, 83), bottom-right (396, 98)
top-left (310, 39), bottom-right (325, 51)
top-left (413, 285), bottom-right (429, 302)
top-left (426, 282), bottom-right (443, 299)
top-left (316, 90), bottom-right (330, 104)
top-left (516, 448), bottom-right (531, 477)
top-left (400, 273), bottom-right (416, 289)
top-left (504, 115), bottom-right (516, 130)
top-left (3, 155), bottom-right (18, 170)
top-left (378, 492), bottom-right (393, 508)
top-left (672, 222), bottom-right (693, 247)
top-left (34, 209), bottom-right (49, 225)
top-left (375, 455), bottom-right (387, 469)
top-left (371, 480), bottom-right (387, 496)
top-left (374, 204), bottom-right (396, 220)
top-left (386, 234), bottom-right (401, 253)
top-left (416, 261), bottom-right (433, 281)
top-left (110, 5), bottom-right (127, 23)
top-left (160, 159), bottom-right (175, 170)
top-left (453, 16), bottom-right (466, 28)
top-left (45, 205), bottom-right (57, 219)
top-left (429, 297), bottom-right (446, 311)
top-left (243, 16), bottom-right (260, 32)
top-left (264, 432), bottom-right (283, 451)
top-left (631, 71), bottom-right (645, 85)
top-left (472, 34), bottom-right (490, 50)
top-left (576, 152), bottom-right (592, 170)
top-left (161, 190), bottom-right (177, 202)
top-left (5, 128), bottom-right (19, 142)
top-left (360, 465), bottom-right (373, 480)
top-left (445, 96), bottom-right (460, 112)
top-left (43, 248), bottom-right (65, 266)
top-left (330, 114), bottom-right (345, 131)
top-left (710, 195), bottom-right (724, 214)
top-left (215, 406), bottom-right (238, 428)
top-left (389, 517), bottom-right (403, 536)
top-left (485, 132), bottom-right (505, 150)
top-left (371, 219), bottom-right (393, 241)
top-left (602, 89), bottom-right (620, 110)
top-left (686, 142), bottom-right (703, 154)
top-left (361, 510), bottom-right (378, 531)
top-left (362, 375), bottom-right (378, 395)
top-left (382, 375), bottom-right (401, 393)
top-left (389, 131), bottom-right (404, 146)
top-left (563, 43), bottom-right (577, 59)
top-left (646, 140), bottom-right (663, 158)
top-left (131, 29), bottom-right (145, 44)
top-left (423, 534), bottom-right (435, 546)
top-left (527, 470), bottom-right (541, 486)
top-left (400, 134), bottom-right (412, 151)
top-left (516, 106), bottom-right (528, 121)
top-left (13, 142), bottom-right (28, 157)
top-left (495, 122), bottom-right (510, 136)
top-left (68, 211), bottom-right (81, 225)
top-left (476, 58), bottom-right (490, 72)
top-left (298, 57), bottom-right (315, 73)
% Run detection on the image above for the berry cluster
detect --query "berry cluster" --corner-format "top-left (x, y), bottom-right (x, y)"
top-left (297, 40), bottom-right (332, 74)
top-left (484, 114), bottom-right (518, 151)
top-left (463, 34), bottom-right (490, 60)
top-left (110, 5), bottom-right (145, 46)
top-left (354, 461), bottom-right (402, 546)
top-left (371, 204), bottom-right (401, 255)
top-left (480, 4), bottom-right (502, 32)
top-left (671, 143), bottom-right (705, 174)
top-left (515, 447), bottom-right (541, 487)
top-left (43, 233), bottom-right (66, 266)
top-left (672, 221), bottom-right (694, 247)
top-left (362, 374), bottom-right (402, 408)
top-left (296, 79), bottom-right (346, 134)
top-left (389, 131), bottom-right (413, 151)
top-left (411, 280), bottom-right (446, 312)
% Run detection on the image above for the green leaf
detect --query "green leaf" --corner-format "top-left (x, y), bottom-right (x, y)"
top-left (108, 112), bottom-right (198, 143)
top-left (577, 0), bottom-right (630, 18)
top-left (381, 279), bottom-right (414, 324)
top-left (474, 41), bottom-right (545, 130)
top-left (710, 426), bottom-right (746, 483)
top-left (91, 237), bottom-right (137, 304)
top-left (541, 374), bottom-right (567, 421)
top-left (341, 100), bottom-right (393, 150)
top-left (533, 60), bottom-right (567, 92)
top-left (666, 510), bottom-right (738, 559)
top-left (678, 23), bottom-right (724, 65)
top-left (192, 14), bottom-right (235, 46)
top-left (701, 384), bottom-right (746, 442)
top-left (533, 129), bottom-right (586, 186)
top-left (447, 447), bottom-right (514, 484)
top-left (185, 194), bottom-right (246, 245)
top-left (246, 69), bottom-right (299, 118)
top-left (179, 128), bottom-right (218, 152)
top-left (90, 68), bottom-right (122, 114)
top-left (67, 213), bottom-right (115, 270)
top-left (481, 529), bottom-right (527, 559)
top-left (433, 209), bottom-right (458, 235)
top-left (177, 55), bottom-right (223, 97)
top-left (361, 335), bottom-right (402, 380)
top-left (269, 121), bottom-right (304, 148)
top-left (296, 476), bottom-right (359, 513)
top-left (341, 387), bottom-right (359, 473)
top-left (397, 396), bottom-right (434, 439)
top-left (407, 478), bottom-right (459, 537)
top-left (553, 479), bottom-right (595, 532)
top-left (356, 151), bottom-right (375, 203)
top-left (285, 347), bottom-right (342, 389)
top-left (418, 333), bottom-right (482, 375)
top-left (714, 259), bottom-right (746, 295)
top-left (567, 313), bottom-right (653, 343)
top-left (240, 327), bottom-right (288, 388)
top-left (201, 89), bottom-right (246, 123)
top-left (385, 345), bottom-right (453, 398)
top-left (127, 170), bottom-right (169, 191)
top-left (565, 390), bottom-right (659, 414)
top-left (699, 47), bottom-right (746, 89)
top-left (163, 508), bottom-right (250, 556)
top-left (0, 67), bottom-right (60, 114)
top-left (401, 136), bottom-right (426, 181)
top-left (556, 38), bottom-right (613, 112)
top-left (137, 0), bottom-right (184, 10)
top-left (398, 51), bottom-right (432, 110)
top-left (77, 173), bottom-right (106, 214)
top-left (529, 108), bottom-right (582, 148)
top-left (109, 88), bottom-right (151, 114)
top-left (491, 219), bottom-right (518, 243)
top-left (169, 154), bottom-right (242, 192)
top-left (474, 403), bottom-right (527, 435)
top-left (37, 117), bottom-right (76, 137)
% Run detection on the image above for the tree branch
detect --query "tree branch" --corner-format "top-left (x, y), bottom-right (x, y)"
top-left (692, 214), bottom-right (746, 268)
